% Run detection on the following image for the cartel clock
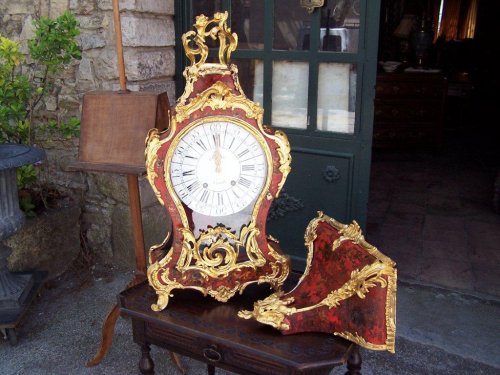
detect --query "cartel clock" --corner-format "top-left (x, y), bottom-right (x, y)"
top-left (145, 12), bottom-right (291, 311)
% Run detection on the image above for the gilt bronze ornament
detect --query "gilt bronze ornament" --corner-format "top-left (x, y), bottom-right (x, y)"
top-left (145, 12), bottom-right (291, 311)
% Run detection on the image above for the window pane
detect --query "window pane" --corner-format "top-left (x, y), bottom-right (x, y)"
top-left (230, 0), bottom-right (264, 49)
top-left (274, 0), bottom-right (312, 51)
top-left (317, 63), bottom-right (356, 134)
top-left (319, 0), bottom-right (360, 52)
top-left (192, 1), bottom-right (221, 18)
top-left (272, 61), bottom-right (308, 129)
top-left (232, 58), bottom-right (263, 104)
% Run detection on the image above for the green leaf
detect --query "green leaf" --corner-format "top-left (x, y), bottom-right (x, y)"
top-left (16, 164), bottom-right (38, 189)
top-left (19, 194), bottom-right (37, 217)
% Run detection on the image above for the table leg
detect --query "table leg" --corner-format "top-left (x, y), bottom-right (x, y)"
top-left (86, 275), bottom-right (145, 367)
top-left (207, 364), bottom-right (215, 375)
top-left (85, 304), bottom-right (120, 367)
top-left (139, 344), bottom-right (155, 375)
top-left (345, 344), bottom-right (362, 375)
top-left (170, 351), bottom-right (186, 374)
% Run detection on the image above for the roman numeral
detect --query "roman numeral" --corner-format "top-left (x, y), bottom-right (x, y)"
top-left (182, 170), bottom-right (195, 176)
top-left (228, 137), bottom-right (235, 150)
top-left (238, 177), bottom-right (251, 189)
top-left (242, 164), bottom-right (254, 171)
top-left (217, 192), bottom-right (223, 206)
top-left (187, 181), bottom-right (200, 192)
top-left (213, 133), bottom-right (221, 147)
top-left (196, 140), bottom-right (207, 151)
top-left (200, 189), bottom-right (210, 204)
top-left (237, 149), bottom-right (249, 158)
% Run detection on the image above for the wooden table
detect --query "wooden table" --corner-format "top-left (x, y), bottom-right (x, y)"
top-left (118, 276), bottom-right (361, 375)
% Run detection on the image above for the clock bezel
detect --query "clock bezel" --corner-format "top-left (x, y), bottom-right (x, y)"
top-left (166, 115), bottom-right (273, 225)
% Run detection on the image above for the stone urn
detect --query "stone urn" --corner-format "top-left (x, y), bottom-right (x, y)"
top-left (0, 143), bottom-right (45, 345)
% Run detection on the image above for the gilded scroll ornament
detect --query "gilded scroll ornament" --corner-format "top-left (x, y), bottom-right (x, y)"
top-left (182, 12), bottom-right (237, 67)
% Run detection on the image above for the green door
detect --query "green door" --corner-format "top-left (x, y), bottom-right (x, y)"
top-left (175, 0), bottom-right (381, 271)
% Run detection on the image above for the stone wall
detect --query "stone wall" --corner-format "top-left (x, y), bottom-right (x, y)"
top-left (0, 0), bottom-right (175, 273)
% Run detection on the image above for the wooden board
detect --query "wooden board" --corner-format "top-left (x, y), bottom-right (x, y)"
top-left (75, 90), bottom-right (170, 173)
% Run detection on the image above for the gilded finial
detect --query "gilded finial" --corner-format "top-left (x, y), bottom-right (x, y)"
top-left (182, 11), bottom-right (238, 67)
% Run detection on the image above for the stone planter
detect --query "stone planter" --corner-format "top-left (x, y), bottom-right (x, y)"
top-left (0, 144), bottom-right (45, 239)
top-left (0, 143), bottom-right (45, 345)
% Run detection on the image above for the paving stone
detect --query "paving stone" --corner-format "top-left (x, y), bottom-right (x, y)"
top-left (419, 258), bottom-right (475, 292)
top-left (422, 238), bottom-right (469, 261)
top-left (385, 211), bottom-right (425, 227)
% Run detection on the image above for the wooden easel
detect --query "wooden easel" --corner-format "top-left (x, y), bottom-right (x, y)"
top-left (69, 0), bottom-right (184, 372)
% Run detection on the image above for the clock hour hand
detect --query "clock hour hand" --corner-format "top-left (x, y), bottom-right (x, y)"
top-left (213, 147), bottom-right (222, 174)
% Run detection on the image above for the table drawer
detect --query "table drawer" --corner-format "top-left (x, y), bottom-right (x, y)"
top-left (146, 322), bottom-right (291, 375)
top-left (120, 281), bottom-right (352, 375)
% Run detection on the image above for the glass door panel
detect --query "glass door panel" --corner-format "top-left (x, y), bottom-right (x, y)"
top-left (232, 58), bottom-right (263, 104)
top-left (274, 0), bottom-right (313, 51)
top-left (317, 63), bottom-right (357, 133)
top-left (230, 0), bottom-right (264, 49)
top-left (319, 0), bottom-right (360, 52)
top-left (271, 61), bottom-right (309, 129)
top-left (192, 0), bottom-right (220, 16)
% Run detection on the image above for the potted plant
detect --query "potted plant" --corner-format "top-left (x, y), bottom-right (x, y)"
top-left (1, 11), bottom-right (83, 279)
top-left (1, 10), bottom-right (81, 207)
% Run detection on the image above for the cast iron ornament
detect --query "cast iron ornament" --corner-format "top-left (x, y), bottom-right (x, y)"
top-left (323, 165), bottom-right (341, 183)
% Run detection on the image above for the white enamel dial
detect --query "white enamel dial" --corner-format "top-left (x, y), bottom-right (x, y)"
top-left (170, 120), bottom-right (267, 217)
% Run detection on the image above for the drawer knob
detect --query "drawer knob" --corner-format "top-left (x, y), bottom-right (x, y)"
top-left (203, 346), bottom-right (222, 362)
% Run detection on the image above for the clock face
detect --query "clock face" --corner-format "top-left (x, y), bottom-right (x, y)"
top-left (170, 119), bottom-right (268, 217)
